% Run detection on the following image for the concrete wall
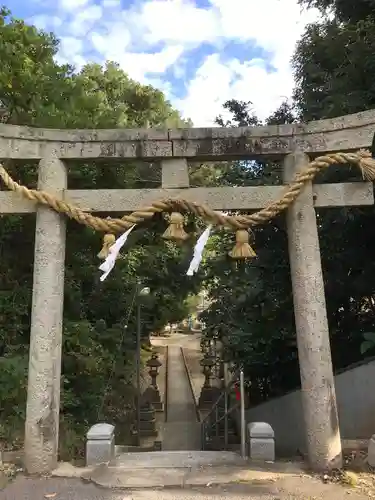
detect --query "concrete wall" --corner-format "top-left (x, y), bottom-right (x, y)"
top-left (240, 358), bottom-right (375, 457)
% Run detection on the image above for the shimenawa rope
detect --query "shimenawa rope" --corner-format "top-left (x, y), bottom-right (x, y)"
top-left (0, 149), bottom-right (374, 259)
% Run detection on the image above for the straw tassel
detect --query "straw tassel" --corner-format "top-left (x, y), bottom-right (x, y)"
top-left (229, 230), bottom-right (256, 259)
top-left (97, 233), bottom-right (116, 259)
top-left (162, 212), bottom-right (189, 241)
top-left (357, 149), bottom-right (375, 181)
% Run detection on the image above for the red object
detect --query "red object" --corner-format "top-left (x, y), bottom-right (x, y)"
top-left (234, 383), bottom-right (240, 401)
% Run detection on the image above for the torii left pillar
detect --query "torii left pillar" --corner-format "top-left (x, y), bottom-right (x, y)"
top-left (24, 154), bottom-right (67, 474)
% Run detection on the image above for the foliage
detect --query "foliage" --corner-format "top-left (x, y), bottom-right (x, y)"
top-left (196, 102), bottom-right (298, 403)
top-left (294, 0), bottom-right (375, 364)
top-left (293, 18), bottom-right (375, 121)
top-left (201, 64), bottom-right (375, 403)
top-left (0, 8), bottom-right (198, 458)
top-left (298, 0), bottom-right (375, 23)
top-left (360, 332), bottom-right (375, 355)
top-left (216, 100), bottom-right (260, 127)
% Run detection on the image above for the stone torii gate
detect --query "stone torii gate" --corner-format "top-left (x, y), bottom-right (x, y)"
top-left (0, 110), bottom-right (375, 475)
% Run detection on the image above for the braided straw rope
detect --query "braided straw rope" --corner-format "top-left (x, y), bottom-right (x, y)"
top-left (0, 149), bottom-right (374, 233)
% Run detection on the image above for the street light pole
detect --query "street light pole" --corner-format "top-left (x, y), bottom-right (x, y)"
top-left (135, 282), bottom-right (150, 448)
top-left (136, 281), bottom-right (141, 447)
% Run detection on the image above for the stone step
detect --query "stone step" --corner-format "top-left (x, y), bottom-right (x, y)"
top-left (80, 460), bottom-right (306, 490)
top-left (205, 425), bottom-right (238, 439)
top-left (204, 434), bottom-right (240, 448)
top-left (207, 421), bottom-right (237, 432)
top-left (111, 450), bottom-right (246, 468)
top-left (204, 442), bottom-right (240, 452)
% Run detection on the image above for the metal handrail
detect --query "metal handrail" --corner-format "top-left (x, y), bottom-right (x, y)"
top-left (201, 369), bottom-right (246, 458)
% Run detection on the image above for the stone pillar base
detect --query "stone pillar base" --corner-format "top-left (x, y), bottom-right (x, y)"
top-left (143, 386), bottom-right (163, 411)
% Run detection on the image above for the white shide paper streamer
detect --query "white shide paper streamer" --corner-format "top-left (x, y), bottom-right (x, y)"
top-left (99, 225), bottom-right (136, 281)
top-left (186, 225), bottom-right (212, 276)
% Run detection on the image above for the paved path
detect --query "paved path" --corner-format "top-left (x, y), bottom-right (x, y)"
top-left (0, 475), bottom-right (372, 500)
top-left (163, 344), bottom-right (201, 451)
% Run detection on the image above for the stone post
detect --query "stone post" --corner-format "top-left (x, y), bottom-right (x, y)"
top-left (24, 154), bottom-right (67, 474)
top-left (283, 151), bottom-right (342, 471)
top-left (86, 423), bottom-right (115, 466)
top-left (161, 158), bottom-right (189, 188)
top-left (248, 422), bottom-right (275, 462)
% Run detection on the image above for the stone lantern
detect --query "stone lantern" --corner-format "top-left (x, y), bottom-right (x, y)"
top-left (215, 337), bottom-right (224, 382)
top-left (201, 353), bottom-right (214, 388)
top-left (147, 353), bottom-right (162, 388)
top-left (198, 353), bottom-right (219, 409)
top-left (142, 353), bottom-right (163, 411)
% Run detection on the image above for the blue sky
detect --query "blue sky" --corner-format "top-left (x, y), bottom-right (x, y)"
top-left (5, 0), bottom-right (320, 126)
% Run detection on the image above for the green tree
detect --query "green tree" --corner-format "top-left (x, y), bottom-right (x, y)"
top-left (200, 0), bottom-right (375, 405)
top-left (197, 102), bottom-right (300, 403)
top-left (299, 0), bottom-right (375, 23)
top-left (293, 0), bottom-right (375, 367)
top-left (0, 8), bottom-right (198, 457)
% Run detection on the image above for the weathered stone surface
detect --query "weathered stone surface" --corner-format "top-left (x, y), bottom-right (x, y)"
top-left (86, 423), bottom-right (115, 466)
top-left (161, 159), bottom-right (189, 188)
top-left (249, 422), bottom-right (275, 439)
top-left (87, 423), bottom-right (115, 441)
top-left (0, 108), bottom-right (374, 159)
top-left (248, 422), bottom-right (276, 462)
top-left (249, 438), bottom-right (275, 462)
top-left (86, 439), bottom-right (115, 466)
top-left (143, 386), bottom-right (163, 411)
top-left (0, 123), bottom-right (169, 141)
top-left (368, 434), bottom-right (375, 467)
top-left (0, 137), bottom-right (172, 159)
top-left (24, 155), bottom-right (67, 475)
top-left (283, 152), bottom-right (342, 471)
top-left (0, 182), bottom-right (373, 214)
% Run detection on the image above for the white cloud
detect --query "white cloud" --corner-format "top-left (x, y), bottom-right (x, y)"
top-left (177, 55), bottom-right (295, 126)
top-left (51, 0), bottom-right (321, 125)
top-left (116, 46), bottom-right (186, 83)
top-left (101, 0), bottom-right (121, 6)
top-left (30, 14), bottom-right (63, 30)
top-left (59, 36), bottom-right (84, 55)
top-left (67, 5), bottom-right (104, 36)
top-left (90, 27), bottom-right (132, 57)
top-left (135, 0), bottom-right (219, 46)
top-left (59, 0), bottom-right (90, 10)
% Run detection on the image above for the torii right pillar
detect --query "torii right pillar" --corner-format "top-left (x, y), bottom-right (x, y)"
top-left (283, 151), bottom-right (342, 471)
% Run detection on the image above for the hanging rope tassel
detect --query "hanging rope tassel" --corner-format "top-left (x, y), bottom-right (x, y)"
top-left (162, 212), bottom-right (189, 241)
top-left (99, 225), bottom-right (136, 281)
top-left (229, 229), bottom-right (256, 259)
top-left (97, 233), bottom-right (116, 259)
top-left (357, 149), bottom-right (375, 181)
top-left (186, 225), bottom-right (212, 276)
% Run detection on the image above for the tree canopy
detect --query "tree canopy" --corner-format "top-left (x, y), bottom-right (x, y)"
top-left (0, 7), bottom-right (197, 458)
top-left (199, 0), bottom-right (375, 405)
